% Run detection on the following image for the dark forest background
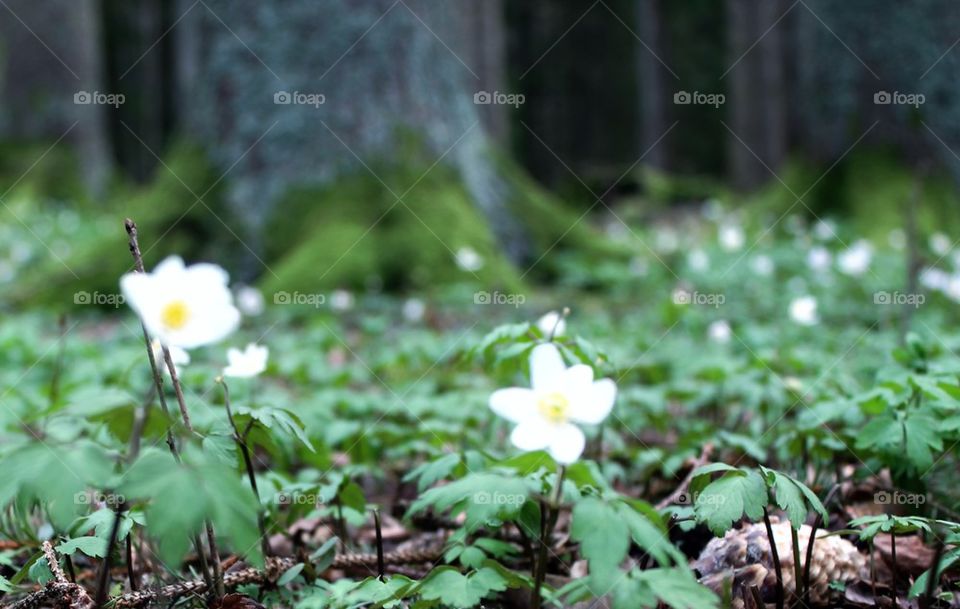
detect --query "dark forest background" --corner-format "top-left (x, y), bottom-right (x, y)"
top-left (2, 0), bottom-right (959, 299)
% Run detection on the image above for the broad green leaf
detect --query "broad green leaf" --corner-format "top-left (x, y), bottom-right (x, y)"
top-left (694, 469), bottom-right (766, 535)
top-left (416, 566), bottom-right (508, 607)
top-left (571, 497), bottom-right (630, 593)
top-left (56, 536), bottom-right (108, 558)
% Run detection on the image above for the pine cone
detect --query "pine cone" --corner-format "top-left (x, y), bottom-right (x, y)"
top-left (693, 521), bottom-right (865, 607)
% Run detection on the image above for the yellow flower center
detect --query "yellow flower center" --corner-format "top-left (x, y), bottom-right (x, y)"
top-left (537, 392), bottom-right (570, 424)
top-left (160, 300), bottom-right (190, 330)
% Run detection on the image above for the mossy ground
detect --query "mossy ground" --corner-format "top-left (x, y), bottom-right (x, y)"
top-left (4, 140), bottom-right (620, 307)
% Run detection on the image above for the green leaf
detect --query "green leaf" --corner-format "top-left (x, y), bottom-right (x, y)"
top-left (761, 469), bottom-right (828, 529)
top-left (277, 563), bottom-right (304, 586)
top-left (406, 473), bottom-right (532, 532)
top-left (615, 499), bottom-right (682, 566)
top-left (459, 546), bottom-right (486, 569)
top-left (856, 415), bottom-right (899, 450)
top-left (403, 453), bottom-right (461, 492)
top-left (237, 405), bottom-right (315, 452)
top-left (571, 497), bottom-right (630, 593)
top-left (120, 447), bottom-right (261, 566)
top-left (903, 414), bottom-right (942, 471)
top-left (416, 566), bottom-right (508, 607)
top-left (694, 469), bottom-right (767, 535)
top-left (607, 568), bottom-right (719, 609)
top-left (634, 568), bottom-right (719, 609)
top-left (56, 536), bottom-right (108, 558)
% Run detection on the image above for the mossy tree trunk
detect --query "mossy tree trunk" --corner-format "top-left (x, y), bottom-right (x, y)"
top-left (179, 0), bottom-right (532, 276)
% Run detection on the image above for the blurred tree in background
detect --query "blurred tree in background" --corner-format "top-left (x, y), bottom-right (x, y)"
top-left (1, 0), bottom-right (960, 297)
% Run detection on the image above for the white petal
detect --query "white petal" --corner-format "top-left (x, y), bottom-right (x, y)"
top-left (119, 272), bottom-right (157, 316)
top-left (186, 263), bottom-right (230, 286)
top-left (489, 388), bottom-right (536, 423)
top-left (548, 424), bottom-right (586, 464)
top-left (530, 343), bottom-right (566, 391)
top-left (569, 378), bottom-right (617, 424)
top-left (510, 421), bottom-right (551, 451)
top-left (226, 347), bottom-right (244, 365)
top-left (563, 364), bottom-right (594, 392)
top-left (152, 256), bottom-right (185, 279)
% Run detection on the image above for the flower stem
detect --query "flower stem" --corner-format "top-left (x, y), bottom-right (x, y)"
top-left (531, 464), bottom-right (565, 609)
top-left (123, 219), bottom-right (178, 457)
top-left (219, 378), bottom-right (271, 557)
top-left (162, 347), bottom-right (193, 433)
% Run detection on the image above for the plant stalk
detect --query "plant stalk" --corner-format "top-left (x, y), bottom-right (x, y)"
top-left (220, 378), bottom-right (271, 557)
top-left (762, 508), bottom-right (784, 609)
top-left (531, 465), bottom-right (565, 609)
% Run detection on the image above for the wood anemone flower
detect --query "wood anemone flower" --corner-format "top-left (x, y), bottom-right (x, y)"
top-left (489, 343), bottom-right (616, 464)
top-left (120, 256), bottom-right (241, 349)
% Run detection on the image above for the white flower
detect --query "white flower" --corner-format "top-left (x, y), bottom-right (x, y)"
top-left (708, 320), bottom-right (732, 343)
top-left (223, 343), bottom-right (269, 378)
top-left (719, 224), bottom-right (745, 251)
top-left (455, 247), bottom-right (484, 272)
top-left (402, 298), bottom-right (426, 322)
top-left (120, 256), bottom-right (240, 349)
top-left (489, 344), bottom-right (616, 464)
top-left (330, 289), bottom-right (354, 312)
top-left (930, 232), bottom-right (952, 257)
top-left (789, 296), bottom-right (819, 326)
top-left (536, 311), bottom-right (566, 338)
top-left (151, 338), bottom-right (190, 376)
top-left (750, 254), bottom-right (774, 276)
top-left (235, 285), bottom-right (265, 316)
top-left (688, 249), bottom-right (710, 272)
top-left (813, 219), bottom-right (836, 241)
top-left (807, 246), bottom-right (832, 272)
top-left (920, 268), bottom-right (949, 292)
top-left (946, 275), bottom-right (960, 303)
top-left (837, 240), bottom-right (872, 276)
top-left (655, 230), bottom-right (679, 254)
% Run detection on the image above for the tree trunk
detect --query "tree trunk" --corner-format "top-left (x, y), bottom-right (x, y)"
top-left (0, 0), bottom-right (112, 194)
top-left (182, 0), bottom-right (528, 269)
top-left (637, 0), bottom-right (667, 170)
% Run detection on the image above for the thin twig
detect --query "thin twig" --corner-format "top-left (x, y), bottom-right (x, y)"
top-left (124, 219), bottom-right (178, 458)
top-left (43, 541), bottom-right (67, 583)
top-left (205, 524), bottom-right (224, 599)
top-left (108, 544), bottom-right (444, 609)
top-left (124, 219), bottom-right (212, 592)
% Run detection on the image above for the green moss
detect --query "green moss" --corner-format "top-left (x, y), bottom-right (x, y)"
top-left (8, 136), bottom-right (625, 307)
top-left (639, 165), bottom-right (732, 206)
top-left (839, 151), bottom-right (960, 240)
top-left (259, 146), bottom-right (629, 297)
top-left (8, 141), bottom-right (226, 307)
top-left (260, 162), bottom-right (522, 295)
top-left (0, 140), bottom-right (86, 203)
